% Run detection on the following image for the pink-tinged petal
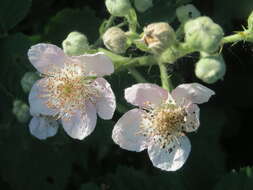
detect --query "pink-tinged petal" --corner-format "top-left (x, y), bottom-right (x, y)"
top-left (171, 83), bottom-right (215, 105)
top-left (61, 101), bottom-right (97, 140)
top-left (29, 116), bottom-right (58, 140)
top-left (29, 79), bottom-right (58, 116)
top-left (28, 43), bottom-right (68, 74)
top-left (125, 83), bottom-right (168, 108)
top-left (93, 78), bottom-right (116, 120)
top-left (148, 135), bottom-right (191, 171)
top-left (72, 52), bottom-right (114, 77)
top-left (183, 104), bottom-right (200, 132)
top-left (112, 108), bottom-right (147, 152)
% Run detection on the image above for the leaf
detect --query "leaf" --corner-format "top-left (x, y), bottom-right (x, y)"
top-left (45, 7), bottom-right (102, 46)
top-left (0, 0), bottom-right (31, 35)
top-left (213, 167), bottom-right (253, 190)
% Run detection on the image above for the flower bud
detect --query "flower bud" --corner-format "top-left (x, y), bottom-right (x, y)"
top-left (62, 31), bottom-right (89, 56)
top-left (248, 11), bottom-right (253, 31)
top-left (105, 0), bottom-right (132, 17)
top-left (12, 100), bottom-right (30, 123)
top-left (21, 72), bottom-right (39, 93)
top-left (134, 0), bottom-right (153, 13)
top-left (184, 16), bottom-right (224, 53)
top-left (195, 54), bottom-right (226, 84)
top-left (102, 27), bottom-right (128, 54)
top-left (176, 4), bottom-right (200, 23)
top-left (143, 22), bottom-right (177, 54)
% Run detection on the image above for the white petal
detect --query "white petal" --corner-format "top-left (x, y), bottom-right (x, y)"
top-left (28, 43), bottom-right (68, 74)
top-left (29, 79), bottom-right (58, 116)
top-left (183, 104), bottom-right (200, 132)
top-left (93, 78), bottom-right (116, 120)
top-left (72, 52), bottom-right (114, 77)
top-left (61, 101), bottom-right (97, 140)
top-left (148, 136), bottom-right (191, 171)
top-left (125, 83), bottom-right (168, 108)
top-left (112, 109), bottom-right (147, 152)
top-left (171, 83), bottom-right (215, 105)
top-left (29, 116), bottom-right (58, 140)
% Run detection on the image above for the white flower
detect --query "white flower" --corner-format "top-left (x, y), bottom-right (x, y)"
top-left (112, 83), bottom-right (215, 171)
top-left (28, 43), bottom-right (116, 140)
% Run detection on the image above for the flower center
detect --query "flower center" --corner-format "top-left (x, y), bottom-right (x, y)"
top-left (140, 103), bottom-right (187, 148)
top-left (40, 63), bottom-right (99, 120)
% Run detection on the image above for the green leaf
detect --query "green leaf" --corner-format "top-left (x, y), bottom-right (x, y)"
top-left (0, 0), bottom-right (31, 35)
top-left (213, 167), bottom-right (253, 190)
top-left (45, 7), bottom-right (102, 46)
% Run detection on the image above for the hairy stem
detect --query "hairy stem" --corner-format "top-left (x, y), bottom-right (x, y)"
top-left (128, 68), bottom-right (147, 83)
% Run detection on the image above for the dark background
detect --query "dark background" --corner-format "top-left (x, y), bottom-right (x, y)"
top-left (0, 0), bottom-right (253, 189)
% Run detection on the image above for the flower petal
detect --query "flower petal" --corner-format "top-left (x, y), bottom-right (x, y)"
top-left (29, 79), bottom-right (58, 116)
top-left (61, 101), bottom-right (97, 140)
top-left (125, 83), bottom-right (168, 108)
top-left (28, 43), bottom-right (68, 74)
top-left (112, 108), bottom-right (147, 152)
top-left (72, 52), bottom-right (114, 77)
top-left (171, 83), bottom-right (215, 105)
top-left (29, 116), bottom-right (58, 140)
top-left (93, 78), bottom-right (116, 120)
top-left (183, 104), bottom-right (200, 132)
top-left (148, 136), bottom-right (191, 171)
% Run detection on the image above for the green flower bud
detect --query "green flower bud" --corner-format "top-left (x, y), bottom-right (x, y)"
top-left (176, 4), bottom-right (200, 23)
top-left (143, 22), bottom-right (177, 54)
top-left (12, 100), bottom-right (30, 123)
top-left (105, 0), bottom-right (132, 17)
top-left (184, 16), bottom-right (224, 53)
top-left (102, 27), bottom-right (128, 54)
top-left (62, 31), bottom-right (89, 56)
top-left (248, 11), bottom-right (253, 31)
top-left (134, 0), bottom-right (153, 13)
top-left (195, 54), bottom-right (226, 84)
top-left (21, 72), bottom-right (39, 93)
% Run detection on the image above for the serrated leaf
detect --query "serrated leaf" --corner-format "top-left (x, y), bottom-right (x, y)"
top-left (0, 0), bottom-right (31, 35)
top-left (45, 8), bottom-right (102, 46)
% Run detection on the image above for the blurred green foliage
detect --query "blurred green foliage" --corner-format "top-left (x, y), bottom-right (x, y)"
top-left (0, 0), bottom-right (253, 190)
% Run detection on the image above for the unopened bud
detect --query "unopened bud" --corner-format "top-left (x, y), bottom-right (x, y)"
top-left (62, 31), bottom-right (89, 56)
top-left (134, 0), bottom-right (153, 13)
top-left (184, 16), bottom-right (224, 53)
top-left (105, 0), bottom-right (132, 17)
top-left (248, 11), bottom-right (253, 31)
top-left (195, 54), bottom-right (226, 84)
top-left (103, 27), bottom-right (128, 54)
top-left (12, 100), bottom-right (30, 123)
top-left (143, 22), bottom-right (177, 54)
top-left (176, 4), bottom-right (200, 23)
top-left (21, 72), bottom-right (39, 93)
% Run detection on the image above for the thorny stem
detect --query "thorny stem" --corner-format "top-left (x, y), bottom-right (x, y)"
top-left (222, 30), bottom-right (253, 44)
top-left (158, 62), bottom-right (173, 91)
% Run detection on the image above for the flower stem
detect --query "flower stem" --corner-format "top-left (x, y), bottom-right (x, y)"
top-left (222, 30), bottom-right (253, 44)
top-left (158, 62), bottom-right (173, 91)
top-left (128, 68), bottom-right (147, 83)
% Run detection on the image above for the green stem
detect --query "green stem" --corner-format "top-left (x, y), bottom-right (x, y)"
top-left (98, 48), bottom-right (155, 72)
top-left (127, 68), bottom-right (147, 83)
top-left (158, 62), bottom-right (172, 91)
top-left (93, 16), bottom-right (115, 47)
top-left (222, 30), bottom-right (253, 44)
